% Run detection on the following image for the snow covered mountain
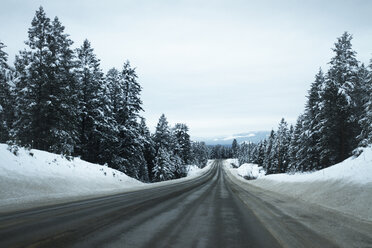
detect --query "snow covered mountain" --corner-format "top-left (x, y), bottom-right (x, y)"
top-left (195, 131), bottom-right (270, 145)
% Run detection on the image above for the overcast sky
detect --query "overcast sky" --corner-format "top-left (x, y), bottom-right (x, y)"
top-left (1, 0), bottom-right (372, 138)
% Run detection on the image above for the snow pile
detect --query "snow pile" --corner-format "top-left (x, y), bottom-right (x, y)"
top-left (261, 146), bottom-right (372, 184)
top-left (0, 144), bottom-right (144, 212)
top-left (225, 158), bottom-right (239, 168)
top-left (0, 144), bottom-right (214, 213)
top-left (235, 163), bottom-right (265, 180)
top-left (187, 160), bottom-right (213, 178)
top-left (225, 146), bottom-right (372, 221)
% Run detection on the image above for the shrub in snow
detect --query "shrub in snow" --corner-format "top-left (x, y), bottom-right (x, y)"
top-left (236, 163), bottom-right (265, 180)
top-left (7, 144), bottom-right (19, 156)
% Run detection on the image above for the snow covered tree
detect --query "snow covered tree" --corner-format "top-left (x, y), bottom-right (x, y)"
top-left (154, 114), bottom-right (172, 152)
top-left (173, 123), bottom-right (191, 164)
top-left (231, 139), bottom-right (239, 158)
top-left (13, 7), bottom-right (78, 154)
top-left (288, 115), bottom-right (308, 171)
top-left (302, 69), bottom-right (324, 170)
top-left (108, 61), bottom-right (144, 179)
top-left (191, 141), bottom-right (209, 168)
top-left (254, 140), bottom-right (266, 167)
top-left (272, 118), bottom-right (290, 173)
top-left (263, 130), bottom-right (275, 174)
top-left (0, 41), bottom-right (13, 142)
top-left (75, 39), bottom-right (113, 162)
top-left (138, 117), bottom-right (155, 182)
top-left (238, 142), bottom-right (257, 165)
top-left (356, 63), bottom-right (372, 147)
top-left (152, 114), bottom-right (176, 181)
top-left (317, 32), bottom-right (360, 167)
top-left (152, 147), bottom-right (175, 182)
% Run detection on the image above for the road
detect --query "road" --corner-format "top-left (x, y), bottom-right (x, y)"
top-left (0, 160), bottom-right (371, 247)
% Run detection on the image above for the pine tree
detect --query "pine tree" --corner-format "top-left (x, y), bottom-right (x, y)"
top-left (138, 118), bottom-right (155, 181)
top-left (13, 7), bottom-right (78, 154)
top-left (13, 7), bottom-right (52, 150)
top-left (0, 41), bottom-right (13, 142)
top-left (47, 17), bottom-right (79, 154)
top-left (318, 32), bottom-right (360, 167)
top-left (231, 139), bottom-right (239, 158)
top-left (75, 39), bottom-right (109, 162)
top-left (173, 123), bottom-right (191, 164)
top-left (154, 114), bottom-right (172, 152)
top-left (288, 116), bottom-right (306, 171)
top-left (191, 141), bottom-right (209, 168)
top-left (152, 147), bottom-right (175, 182)
top-left (263, 130), bottom-right (275, 174)
top-left (255, 140), bottom-right (266, 167)
top-left (272, 118), bottom-right (290, 173)
top-left (152, 114), bottom-right (175, 181)
top-left (302, 69), bottom-right (324, 170)
top-left (356, 63), bottom-right (372, 147)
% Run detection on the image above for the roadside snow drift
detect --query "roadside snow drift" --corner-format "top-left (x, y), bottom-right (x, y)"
top-left (225, 148), bottom-right (372, 221)
top-left (0, 144), bottom-right (212, 213)
top-left (0, 144), bottom-right (144, 211)
top-left (235, 163), bottom-right (265, 180)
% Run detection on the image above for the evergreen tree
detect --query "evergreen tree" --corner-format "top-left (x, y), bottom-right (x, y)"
top-left (154, 114), bottom-right (172, 152)
top-left (0, 41), bottom-right (13, 142)
top-left (173, 123), bottom-right (191, 164)
top-left (138, 118), bottom-right (155, 181)
top-left (318, 32), bottom-right (359, 167)
top-left (13, 7), bottom-right (78, 154)
top-left (254, 140), bottom-right (266, 167)
top-left (152, 147), bottom-right (175, 182)
top-left (75, 39), bottom-right (110, 162)
top-left (112, 61), bottom-right (144, 178)
top-left (302, 69), bottom-right (324, 170)
top-left (272, 118), bottom-right (290, 173)
top-left (191, 141), bottom-right (209, 168)
top-left (356, 63), bottom-right (372, 147)
top-left (152, 114), bottom-right (175, 181)
top-left (231, 139), bottom-right (239, 158)
top-left (263, 130), bottom-right (275, 174)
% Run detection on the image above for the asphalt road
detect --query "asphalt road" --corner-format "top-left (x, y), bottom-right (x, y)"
top-left (1, 160), bottom-right (371, 247)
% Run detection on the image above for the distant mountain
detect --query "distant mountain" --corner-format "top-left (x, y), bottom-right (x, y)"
top-left (194, 131), bottom-right (270, 146)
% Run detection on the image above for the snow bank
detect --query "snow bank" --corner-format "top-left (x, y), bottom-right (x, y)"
top-left (235, 163), bottom-right (265, 180)
top-left (261, 146), bottom-right (372, 184)
top-left (186, 160), bottom-right (213, 178)
top-left (0, 144), bottom-right (144, 212)
top-left (224, 147), bottom-right (372, 221)
top-left (0, 144), bottom-right (213, 213)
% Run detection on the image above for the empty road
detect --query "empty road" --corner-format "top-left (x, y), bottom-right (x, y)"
top-left (1, 160), bottom-right (371, 247)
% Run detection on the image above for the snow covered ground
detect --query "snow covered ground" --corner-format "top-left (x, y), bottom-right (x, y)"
top-left (225, 148), bottom-right (372, 221)
top-left (0, 144), bottom-right (212, 213)
top-left (235, 163), bottom-right (265, 180)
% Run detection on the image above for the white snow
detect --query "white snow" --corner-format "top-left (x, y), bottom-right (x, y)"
top-left (0, 144), bottom-right (212, 212)
top-left (186, 160), bottom-right (213, 178)
top-left (235, 163), bottom-right (265, 179)
top-left (224, 146), bottom-right (372, 221)
top-left (257, 146), bottom-right (372, 184)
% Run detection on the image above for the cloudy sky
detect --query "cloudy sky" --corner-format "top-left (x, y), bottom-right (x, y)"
top-left (1, 0), bottom-right (372, 138)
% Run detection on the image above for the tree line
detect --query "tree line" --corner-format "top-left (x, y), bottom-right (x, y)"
top-left (235, 32), bottom-right (372, 174)
top-left (0, 7), bottom-right (209, 182)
